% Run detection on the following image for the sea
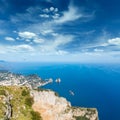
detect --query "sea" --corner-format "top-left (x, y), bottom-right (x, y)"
top-left (1, 62), bottom-right (120, 120)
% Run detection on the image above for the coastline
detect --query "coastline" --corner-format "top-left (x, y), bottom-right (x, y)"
top-left (0, 71), bottom-right (99, 120)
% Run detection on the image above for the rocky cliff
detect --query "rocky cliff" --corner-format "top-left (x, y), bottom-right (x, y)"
top-left (31, 89), bottom-right (98, 120)
top-left (0, 86), bottom-right (98, 120)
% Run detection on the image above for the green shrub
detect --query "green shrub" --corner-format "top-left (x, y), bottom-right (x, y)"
top-left (75, 116), bottom-right (89, 120)
top-left (0, 90), bottom-right (6, 95)
top-left (54, 92), bottom-right (59, 97)
top-left (21, 89), bottom-right (29, 96)
top-left (25, 97), bottom-right (34, 107)
top-left (31, 111), bottom-right (42, 120)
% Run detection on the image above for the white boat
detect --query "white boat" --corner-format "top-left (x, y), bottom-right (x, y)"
top-left (69, 90), bottom-right (75, 96)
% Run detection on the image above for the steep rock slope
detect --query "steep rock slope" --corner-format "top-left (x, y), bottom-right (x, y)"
top-left (31, 90), bottom-right (98, 120)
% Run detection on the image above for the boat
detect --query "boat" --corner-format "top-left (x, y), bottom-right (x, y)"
top-left (69, 90), bottom-right (75, 96)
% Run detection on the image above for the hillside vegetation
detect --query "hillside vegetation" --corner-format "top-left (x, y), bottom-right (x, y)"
top-left (0, 86), bottom-right (42, 120)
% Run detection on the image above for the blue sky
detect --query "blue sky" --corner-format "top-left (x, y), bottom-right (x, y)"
top-left (0, 0), bottom-right (120, 62)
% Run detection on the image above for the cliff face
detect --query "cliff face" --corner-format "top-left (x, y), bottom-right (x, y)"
top-left (31, 90), bottom-right (98, 120)
top-left (0, 86), bottom-right (98, 120)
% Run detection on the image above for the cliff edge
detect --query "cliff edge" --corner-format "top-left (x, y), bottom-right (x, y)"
top-left (31, 89), bottom-right (98, 120)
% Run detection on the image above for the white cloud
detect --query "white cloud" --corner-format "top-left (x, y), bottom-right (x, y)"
top-left (41, 29), bottom-right (53, 35)
top-left (18, 31), bottom-right (45, 44)
top-left (5, 37), bottom-right (15, 41)
top-left (16, 37), bottom-right (20, 40)
top-left (100, 37), bottom-right (120, 47)
top-left (94, 48), bottom-right (104, 52)
top-left (0, 51), bottom-right (6, 54)
top-left (54, 8), bottom-right (58, 12)
top-left (52, 13), bottom-right (60, 19)
top-left (108, 38), bottom-right (120, 46)
top-left (40, 7), bottom-right (59, 19)
top-left (101, 43), bottom-right (108, 47)
top-left (25, 39), bottom-right (31, 42)
top-left (39, 35), bottom-right (74, 54)
top-left (55, 3), bottom-right (82, 23)
top-left (33, 38), bottom-right (44, 44)
top-left (51, 33), bottom-right (58, 36)
top-left (56, 50), bottom-right (68, 55)
top-left (53, 35), bottom-right (73, 47)
top-left (43, 7), bottom-right (58, 13)
top-left (14, 44), bottom-right (34, 52)
top-left (0, 44), bottom-right (34, 54)
top-left (2, 35), bottom-right (72, 56)
top-left (18, 31), bottom-right (36, 39)
top-left (40, 8), bottom-right (59, 19)
top-left (40, 14), bottom-right (49, 18)
top-left (43, 8), bottom-right (49, 13)
top-left (84, 52), bottom-right (101, 56)
top-left (50, 7), bottom-right (54, 11)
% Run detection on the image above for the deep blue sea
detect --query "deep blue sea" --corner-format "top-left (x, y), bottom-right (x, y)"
top-left (1, 62), bottom-right (120, 120)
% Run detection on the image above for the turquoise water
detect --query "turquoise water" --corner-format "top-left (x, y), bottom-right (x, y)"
top-left (2, 62), bottom-right (120, 120)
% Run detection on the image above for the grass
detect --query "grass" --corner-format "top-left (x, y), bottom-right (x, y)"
top-left (0, 86), bottom-right (42, 120)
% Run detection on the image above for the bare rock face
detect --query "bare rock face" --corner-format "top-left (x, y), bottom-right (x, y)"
top-left (0, 90), bottom-right (12, 120)
top-left (31, 90), bottom-right (99, 120)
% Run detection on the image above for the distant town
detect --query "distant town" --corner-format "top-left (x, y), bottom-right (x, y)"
top-left (0, 70), bottom-right (53, 89)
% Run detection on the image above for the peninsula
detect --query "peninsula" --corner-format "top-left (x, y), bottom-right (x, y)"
top-left (0, 70), bottom-right (53, 89)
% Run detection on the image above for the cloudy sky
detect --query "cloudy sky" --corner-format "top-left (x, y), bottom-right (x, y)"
top-left (0, 0), bottom-right (120, 62)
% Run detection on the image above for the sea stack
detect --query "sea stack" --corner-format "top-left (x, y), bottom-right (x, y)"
top-left (55, 78), bottom-right (61, 83)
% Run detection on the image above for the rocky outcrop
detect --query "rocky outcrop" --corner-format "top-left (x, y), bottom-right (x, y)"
top-left (4, 91), bottom-right (13, 120)
top-left (0, 90), bottom-right (12, 120)
top-left (31, 90), bottom-right (99, 120)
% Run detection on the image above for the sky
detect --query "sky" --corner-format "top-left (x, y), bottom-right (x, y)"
top-left (0, 0), bottom-right (120, 62)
